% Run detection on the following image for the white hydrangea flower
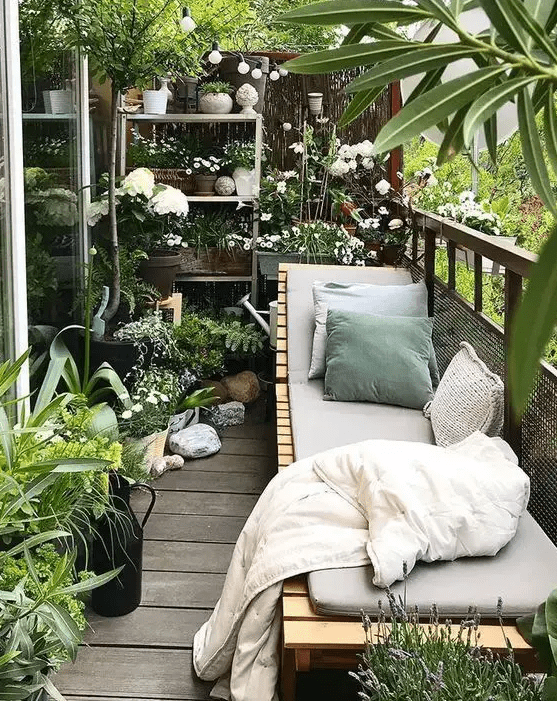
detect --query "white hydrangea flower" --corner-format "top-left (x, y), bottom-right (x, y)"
top-left (356, 140), bottom-right (374, 158)
top-left (362, 157), bottom-right (374, 170)
top-left (276, 181), bottom-right (287, 194)
top-left (150, 185), bottom-right (189, 217)
top-left (375, 179), bottom-right (391, 195)
top-left (328, 159), bottom-right (350, 177)
top-left (261, 213), bottom-right (272, 221)
top-left (122, 168), bottom-right (155, 198)
top-left (88, 198), bottom-right (109, 227)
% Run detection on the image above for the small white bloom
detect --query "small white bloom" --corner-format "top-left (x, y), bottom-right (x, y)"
top-left (261, 213), bottom-right (272, 221)
top-left (146, 395), bottom-right (158, 404)
top-left (131, 403), bottom-right (143, 412)
top-left (426, 174), bottom-right (438, 187)
top-left (276, 181), bottom-right (287, 194)
top-left (375, 179), bottom-right (391, 196)
top-left (288, 142), bottom-right (304, 154)
top-left (378, 206), bottom-right (389, 215)
top-left (121, 410), bottom-right (133, 419)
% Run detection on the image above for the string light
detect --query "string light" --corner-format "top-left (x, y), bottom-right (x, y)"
top-left (208, 41), bottom-right (223, 65)
top-left (180, 7), bottom-right (196, 32)
top-left (237, 55), bottom-right (250, 74)
top-left (282, 122), bottom-right (292, 131)
top-left (279, 67), bottom-right (288, 77)
top-left (269, 65), bottom-right (280, 81)
top-left (251, 61), bottom-right (263, 80)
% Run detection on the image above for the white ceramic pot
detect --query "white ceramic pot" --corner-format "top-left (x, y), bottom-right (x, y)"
top-left (48, 89), bottom-right (73, 114)
top-left (198, 92), bottom-right (233, 114)
top-left (307, 92), bottom-right (323, 115)
top-left (168, 407), bottom-right (199, 434)
top-left (454, 235), bottom-right (517, 275)
top-left (232, 167), bottom-right (256, 197)
top-left (42, 90), bottom-right (52, 114)
top-left (143, 89), bottom-right (168, 115)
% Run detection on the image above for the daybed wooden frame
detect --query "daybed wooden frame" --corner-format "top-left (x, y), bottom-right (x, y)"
top-left (274, 263), bottom-right (533, 701)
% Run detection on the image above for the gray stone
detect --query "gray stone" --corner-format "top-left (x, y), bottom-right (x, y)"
top-left (168, 423), bottom-right (221, 460)
top-left (212, 401), bottom-right (245, 428)
top-left (150, 454), bottom-right (185, 478)
top-left (221, 371), bottom-right (260, 403)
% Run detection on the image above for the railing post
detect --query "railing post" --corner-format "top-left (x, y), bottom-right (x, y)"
top-left (504, 269), bottom-right (523, 462)
top-left (424, 224), bottom-right (436, 317)
top-left (447, 241), bottom-right (456, 291)
top-left (474, 254), bottom-right (483, 312)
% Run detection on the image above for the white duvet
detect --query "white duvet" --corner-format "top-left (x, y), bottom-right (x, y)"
top-left (193, 433), bottom-right (529, 701)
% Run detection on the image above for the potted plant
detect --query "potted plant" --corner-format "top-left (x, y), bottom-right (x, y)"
top-left (62, 0), bottom-right (203, 322)
top-left (198, 80), bottom-right (234, 114)
top-left (378, 216), bottom-right (411, 266)
top-left (89, 167), bottom-right (190, 298)
top-left (256, 220), bottom-right (368, 279)
top-left (192, 155), bottom-right (223, 195)
top-left (168, 386), bottom-right (218, 433)
top-left (223, 141), bottom-right (257, 196)
top-left (127, 131), bottom-right (198, 194)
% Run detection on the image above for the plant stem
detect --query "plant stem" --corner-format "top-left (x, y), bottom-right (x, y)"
top-left (83, 256), bottom-right (93, 390)
top-left (102, 82), bottom-right (121, 323)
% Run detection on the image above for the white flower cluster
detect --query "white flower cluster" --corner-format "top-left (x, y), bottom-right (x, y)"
top-left (150, 185), bottom-right (189, 217)
top-left (120, 387), bottom-right (170, 420)
top-left (225, 232), bottom-right (253, 251)
top-left (437, 191), bottom-right (503, 236)
top-left (192, 156), bottom-right (222, 174)
top-left (328, 140), bottom-right (375, 177)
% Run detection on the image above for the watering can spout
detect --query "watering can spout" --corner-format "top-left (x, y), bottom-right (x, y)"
top-left (237, 293), bottom-right (271, 337)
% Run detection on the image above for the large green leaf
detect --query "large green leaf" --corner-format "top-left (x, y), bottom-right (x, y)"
top-left (517, 88), bottom-right (557, 217)
top-left (462, 76), bottom-right (536, 147)
top-left (414, 0), bottom-right (457, 27)
top-left (0, 530), bottom-right (69, 561)
top-left (437, 105), bottom-right (469, 164)
top-left (338, 86), bottom-right (385, 128)
top-left (58, 565), bottom-right (122, 595)
top-left (509, 222), bottom-right (557, 416)
top-left (85, 363), bottom-right (131, 408)
top-left (284, 41), bottom-right (416, 75)
top-left (341, 23), bottom-right (373, 45)
top-left (366, 23), bottom-right (401, 40)
top-left (544, 87), bottom-right (557, 178)
top-left (477, 0), bottom-right (529, 54)
top-left (373, 65), bottom-right (509, 153)
top-left (279, 0), bottom-right (431, 26)
top-left (405, 67), bottom-right (445, 105)
top-left (346, 44), bottom-right (482, 92)
top-left (505, 0), bottom-right (557, 60)
top-left (525, 0), bottom-right (557, 28)
top-left (0, 351), bottom-right (29, 401)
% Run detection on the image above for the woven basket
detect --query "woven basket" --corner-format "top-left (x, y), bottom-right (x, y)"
top-left (180, 247), bottom-right (252, 275)
top-left (136, 428), bottom-right (168, 462)
top-left (126, 167), bottom-right (196, 195)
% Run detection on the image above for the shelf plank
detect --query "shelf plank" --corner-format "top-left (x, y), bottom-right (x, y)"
top-left (176, 275), bottom-right (252, 283)
top-left (124, 112), bottom-right (261, 123)
top-left (187, 195), bottom-right (255, 203)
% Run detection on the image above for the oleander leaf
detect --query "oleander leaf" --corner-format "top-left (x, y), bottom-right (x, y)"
top-left (405, 67), bottom-right (445, 105)
top-left (437, 105), bottom-right (469, 164)
top-left (341, 23), bottom-right (372, 45)
top-left (346, 44), bottom-right (482, 92)
top-left (462, 76), bottom-right (536, 147)
top-left (525, 0), bottom-right (555, 28)
top-left (543, 87), bottom-right (557, 179)
top-left (483, 113), bottom-right (498, 165)
top-left (338, 86), bottom-right (386, 127)
top-left (373, 65), bottom-right (509, 153)
top-left (505, 0), bottom-right (557, 60)
top-left (509, 222), bottom-right (557, 416)
top-left (284, 40), bottom-right (416, 75)
top-left (279, 0), bottom-right (431, 26)
top-left (517, 87), bottom-right (557, 216)
top-left (477, 0), bottom-right (529, 54)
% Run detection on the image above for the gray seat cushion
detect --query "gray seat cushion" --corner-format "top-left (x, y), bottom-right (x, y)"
top-left (308, 511), bottom-right (556, 618)
top-left (290, 380), bottom-right (434, 460)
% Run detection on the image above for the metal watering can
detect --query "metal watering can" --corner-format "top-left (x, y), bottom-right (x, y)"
top-left (91, 471), bottom-right (156, 617)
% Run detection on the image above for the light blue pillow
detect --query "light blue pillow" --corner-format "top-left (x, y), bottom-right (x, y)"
top-left (309, 280), bottom-right (439, 386)
top-left (324, 309), bottom-right (434, 409)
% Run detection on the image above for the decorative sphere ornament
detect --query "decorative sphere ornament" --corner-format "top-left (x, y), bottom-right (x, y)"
top-left (282, 122), bottom-right (292, 131)
top-left (215, 176), bottom-right (236, 196)
top-left (235, 82), bottom-right (259, 114)
top-left (251, 64), bottom-right (263, 80)
top-left (269, 69), bottom-right (280, 81)
top-left (279, 67), bottom-right (288, 77)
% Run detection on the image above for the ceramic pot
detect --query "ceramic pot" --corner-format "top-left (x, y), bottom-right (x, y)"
top-left (143, 89), bottom-right (167, 114)
top-left (42, 90), bottom-right (52, 114)
top-left (307, 92), bottom-right (323, 115)
top-left (168, 407), bottom-right (200, 434)
top-left (232, 167), bottom-right (256, 197)
top-left (48, 89), bottom-right (73, 114)
top-left (158, 77), bottom-right (174, 106)
top-left (195, 173), bottom-right (217, 195)
top-left (198, 92), bottom-right (233, 114)
top-left (139, 250), bottom-right (181, 298)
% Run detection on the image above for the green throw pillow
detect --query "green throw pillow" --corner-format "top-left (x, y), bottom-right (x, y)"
top-left (324, 309), bottom-right (434, 409)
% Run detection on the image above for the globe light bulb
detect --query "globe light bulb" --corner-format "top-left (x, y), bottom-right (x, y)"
top-left (251, 62), bottom-right (263, 80)
top-left (237, 55), bottom-right (250, 74)
top-left (180, 7), bottom-right (196, 32)
top-left (208, 41), bottom-right (222, 65)
top-left (269, 69), bottom-right (280, 81)
top-left (279, 67), bottom-right (288, 77)
top-left (282, 122), bottom-right (292, 131)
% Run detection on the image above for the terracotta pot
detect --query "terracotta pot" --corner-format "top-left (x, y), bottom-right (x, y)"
top-left (139, 250), bottom-right (181, 298)
top-left (195, 174), bottom-right (217, 195)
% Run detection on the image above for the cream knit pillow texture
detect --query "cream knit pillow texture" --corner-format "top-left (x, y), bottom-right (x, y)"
top-left (425, 342), bottom-right (504, 447)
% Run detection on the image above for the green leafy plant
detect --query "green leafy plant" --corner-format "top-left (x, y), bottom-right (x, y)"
top-left (175, 386), bottom-right (217, 412)
top-left (201, 80), bottom-right (233, 94)
top-left (182, 210), bottom-right (251, 250)
top-left (355, 593), bottom-right (542, 701)
top-left (223, 141), bottom-right (256, 171)
top-left (281, 0), bottom-right (557, 417)
top-left (517, 589), bottom-right (557, 699)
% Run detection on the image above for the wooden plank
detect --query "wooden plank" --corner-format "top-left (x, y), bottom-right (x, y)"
top-left (276, 384), bottom-right (289, 398)
top-left (283, 620), bottom-right (530, 651)
top-left (150, 470), bottom-right (271, 495)
top-left (283, 577), bottom-right (308, 595)
top-left (276, 365), bottom-right (287, 380)
top-left (224, 423), bottom-right (272, 439)
top-left (84, 607), bottom-right (209, 648)
top-left (150, 453), bottom-right (276, 474)
top-left (142, 514), bottom-right (245, 543)
top-left (219, 437), bottom-right (271, 457)
top-left (143, 570), bottom-right (225, 608)
top-left (283, 596), bottom-right (323, 620)
top-left (56, 648), bottom-right (212, 699)
top-left (143, 541), bottom-right (233, 573)
top-left (134, 490), bottom-right (258, 517)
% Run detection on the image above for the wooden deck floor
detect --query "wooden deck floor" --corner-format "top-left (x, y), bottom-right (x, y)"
top-left (55, 403), bottom-right (276, 701)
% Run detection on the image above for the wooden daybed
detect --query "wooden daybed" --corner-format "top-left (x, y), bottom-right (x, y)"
top-left (274, 262), bottom-right (554, 701)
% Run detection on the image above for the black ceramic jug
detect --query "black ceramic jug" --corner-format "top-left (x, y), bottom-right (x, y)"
top-left (91, 471), bottom-right (156, 617)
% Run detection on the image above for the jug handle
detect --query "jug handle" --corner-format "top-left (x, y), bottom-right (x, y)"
top-left (132, 483), bottom-right (157, 528)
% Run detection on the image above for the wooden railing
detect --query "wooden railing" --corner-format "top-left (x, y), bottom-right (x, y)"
top-left (410, 208), bottom-right (544, 462)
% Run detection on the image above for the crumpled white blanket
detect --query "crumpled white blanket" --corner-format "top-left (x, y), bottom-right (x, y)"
top-left (193, 433), bottom-right (529, 701)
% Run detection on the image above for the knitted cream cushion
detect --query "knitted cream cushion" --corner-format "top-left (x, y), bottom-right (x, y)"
top-left (425, 342), bottom-right (504, 447)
